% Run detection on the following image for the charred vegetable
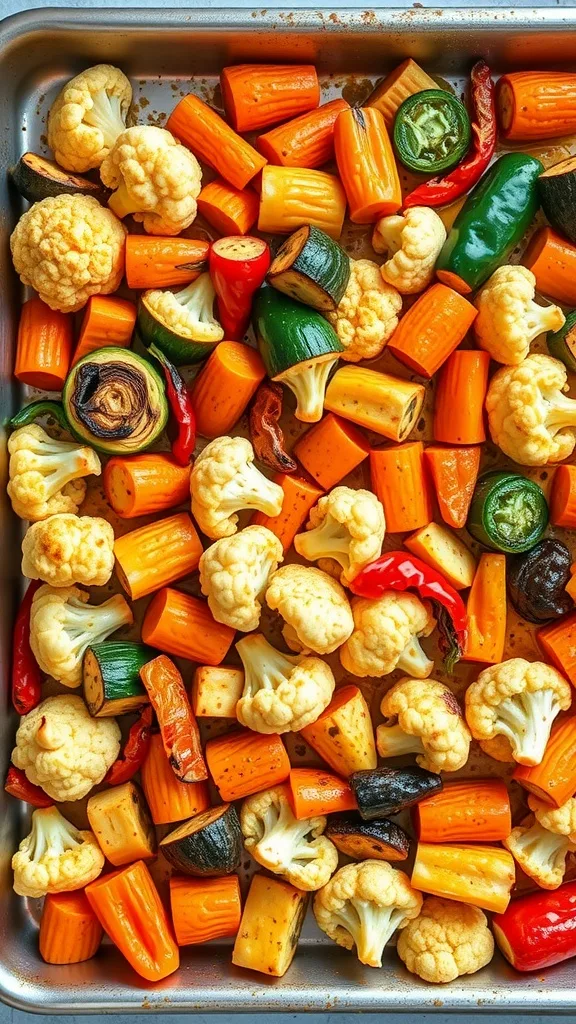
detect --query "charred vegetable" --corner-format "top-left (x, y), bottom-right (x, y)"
top-left (83, 642), bottom-right (153, 717)
top-left (325, 813), bottom-right (410, 861)
top-left (249, 382), bottom-right (297, 473)
top-left (266, 225), bottom-right (350, 312)
top-left (10, 153), bottom-right (108, 204)
top-left (350, 766), bottom-right (443, 821)
top-left (507, 539), bottom-right (574, 624)
top-left (538, 156), bottom-right (576, 247)
top-left (159, 803), bottom-right (242, 876)
top-left (548, 309), bottom-right (576, 374)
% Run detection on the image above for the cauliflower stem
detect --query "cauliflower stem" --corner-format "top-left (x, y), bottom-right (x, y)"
top-left (376, 722), bottom-right (426, 758)
top-left (506, 820), bottom-right (573, 889)
top-left (83, 89), bottom-right (126, 149)
top-left (254, 797), bottom-right (330, 871)
top-left (278, 355), bottom-right (339, 423)
top-left (240, 633), bottom-right (301, 699)
top-left (494, 688), bottom-right (563, 765)
top-left (27, 805), bottom-right (85, 861)
top-left (332, 899), bottom-right (408, 968)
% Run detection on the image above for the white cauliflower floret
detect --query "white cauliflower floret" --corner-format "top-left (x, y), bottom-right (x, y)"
top-left (314, 860), bottom-right (422, 968)
top-left (11, 694), bottom-right (121, 802)
top-left (465, 658), bottom-right (571, 766)
top-left (504, 814), bottom-right (576, 890)
top-left (397, 897), bottom-right (494, 984)
top-left (7, 425), bottom-right (101, 522)
top-left (190, 436), bottom-right (284, 540)
top-left (22, 513), bottom-right (115, 588)
top-left (377, 677), bottom-right (471, 773)
top-left (143, 274), bottom-right (224, 345)
top-left (326, 258), bottom-right (402, 362)
top-left (100, 125), bottom-right (202, 235)
top-left (294, 486), bottom-right (385, 585)
top-left (340, 591), bottom-right (435, 679)
top-left (48, 64), bottom-right (131, 172)
top-left (236, 632), bottom-right (335, 734)
top-left (10, 194), bottom-right (126, 314)
top-left (199, 525), bottom-right (283, 632)
top-left (29, 584), bottom-right (133, 688)
top-left (474, 265), bottom-right (565, 366)
top-left (486, 353), bottom-right (576, 466)
top-left (12, 806), bottom-right (105, 899)
top-left (241, 784), bottom-right (338, 891)
top-left (531, 794), bottom-right (576, 840)
top-left (265, 564), bottom-right (354, 655)
top-left (373, 207), bottom-right (446, 295)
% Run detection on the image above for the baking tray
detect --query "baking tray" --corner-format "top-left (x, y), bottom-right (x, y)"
top-left (3, 6), bottom-right (576, 1013)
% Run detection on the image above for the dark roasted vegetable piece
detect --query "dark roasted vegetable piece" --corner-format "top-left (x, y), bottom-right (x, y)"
top-left (10, 153), bottom-right (108, 204)
top-left (538, 155), bottom-right (576, 247)
top-left (507, 539), bottom-right (574, 624)
top-left (325, 813), bottom-right (410, 861)
top-left (349, 766), bottom-right (443, 821)
top-left (83, 642), bottom-right (153, 717)
top-left (249, 382), bottom-right (297, 473)
top-left (266, 225), bottom-right (350, 312)
top-left (160, 804), bottom-right (242, 876)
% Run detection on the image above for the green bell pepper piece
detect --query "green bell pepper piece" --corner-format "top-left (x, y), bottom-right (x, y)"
top-left (467, 470), bottom-right (549, 554)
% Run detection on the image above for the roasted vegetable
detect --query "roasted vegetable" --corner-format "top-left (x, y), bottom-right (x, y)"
top-left (325, 814), bottom-right (410, 862)
top-left (232, 873), bottom-right (309, 977)
top-left (350, 766), bottom-right (443, 821)
top-left (467, 471), bottom-right (549, 554)
top-left (10, 152), bottom-right (108, 204)
top-left (393, 89), bottom-right (471, 174)
top-left (507, 539), bottom-right (573, 624)
top-left (83, 642), bottom-right (152, 717)
top-left (86, 781), bottom-right (156, 867)
top-left (160, 804), bottom-right (243, 877)
top-left (267, 225), bottom-right (350, 312)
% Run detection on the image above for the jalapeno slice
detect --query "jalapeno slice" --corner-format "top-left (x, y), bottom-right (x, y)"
top-left (467, 471), bottom-right (549, 554)
top-left (393, 89), bottom-right (472, 174)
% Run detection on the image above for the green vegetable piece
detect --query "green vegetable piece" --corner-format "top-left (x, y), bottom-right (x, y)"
top-left (267, 225), bottom-right (351, 312)
top-left (467, 470), bottom-right (549, 554)
top-left (538, 154), bottom-right (576, 248)
top-left (393, 89), bottom-right (471, 174)
top-left (9, 400), bottom-right (70, 433)
top-left (83, 641), bottom-right (154, 717)
top-left (547, 309), bottom-right (576, 374)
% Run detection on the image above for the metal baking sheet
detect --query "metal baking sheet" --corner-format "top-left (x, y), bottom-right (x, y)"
top-left (3, 6), bottom-right (576, 1013)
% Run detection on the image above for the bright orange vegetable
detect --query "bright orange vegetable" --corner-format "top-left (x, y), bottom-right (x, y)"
top-left (197, 179), bottom-right (259, 236)
top-left (141, 587), bottom-right (235, 665)
top-left (14, 297), bottom-right (73, 391)
top-left (550, 464), bottom-right (576, 528)
top-left (257, 98), bottom-right (350, 168)
top-left (411, 843), bottom-right (515, 914)
top-left (293, 413), bottom-right (370, 491)
top-left (39, 891), bottom-right (103, 965)
top-left (433, 350), bottom-right (490, 443)
top-left (258, 165), bottom-right (346, 239)
top-left (140, 655), bottom-right (207, 783)
top-left (169, 874), bottom-right (242, 946)
top-left (205, 728), bottom-right (291, 802)
top-left (103, 453), bottom-right (191, 519)
top-left (387, 284), bottom-right (477, 379)
top-left (538, 611), bottom-right (576, 687)
top-left (72, 295), bottom-right (135, 367)
top-left (370, 442), bottom-right (433, 533)
top-left (365, 58), bottom-right (438, 129)
top-left (251, 472), bottom-right (324, 551)
top-left (462, 553), bottom-right (507, 665)
top-left (424, 446), bottom-right (481, 529)
top-left (221, 64), bottom-right (319, 133)
top-left (497, 72), bottom-right (576, 140)
top-left (300, 685), bottom-right (377, 777)
top-left (125, 236), bottom-right (208, 290)
top-left (334, 106), bottom-right (401, 224)
top-left (288, 768), bottom-right (357, 820)
top-left (191, 341), bottom-right (266, 439)
top-left (514, 716), bottom-right (576, 807)
top-left (114, 512), bottom-right (203, 601)
top-left (141, 733), bottom-right (210, 825)
top-left (414, 779), bottom-right (512, 843)
top-left (86, 860), bottom-right (179, 982)
top-left (523, 227), bottom-right (576, 306)
top-left (167, 93), bottom-right (266, 190)
top-left (324, 367), bottom-right (425, 441)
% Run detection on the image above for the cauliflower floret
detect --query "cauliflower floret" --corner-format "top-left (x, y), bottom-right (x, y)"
top-left (236, 632), bottom-right (335, 734)
top-left (474, 266), bottom-right (565, 366)
top-left (326, 259), bottom-right (402, 362)
top-left (504, 814), bottom-right (576, 890)
top-left (100, 125), bottom-right (202, 235)
top-left (314, 860), bottom-right (422, 968)
top-left (465, 658), bottom-right (571, 766)
top-left (486, 353), bottom-right (576, 466)
top-left (397, 896), bottom-right (494, 984)
top-left (29, 584), bottom-right (133, 688)
top-left (12, 805), bottom-right (104, 898)
top-left (377, 677), bottom-right (471, 773)
top-left (143, 274), bottom-right (224, 346)
top-left (190, 436), bottom-right (284, 540)
top-left (294, 486), bottom-right (385, 585)
top-left (22, 513), bottom-right (115, 588)
top-left (48, 64), bottom-right (131, 172)
top-left (241, 785), bottom-right (338, 891)
top-left (372, 207), bottom-right (447, 296)
top-left (10, 194), bottom-right (126, 314)
top-left (199, 525), bottom-right (283, 632)
top-left (340, 591), bottom-right (435, 679)
top-left (12, 694), bottom-right (121, 802)
top-left (531, 794), bottom-right (576, 839)
top-left (7, 425), bottom-right (101, 522)
top-left (265, 564), bottom-right (354, 655)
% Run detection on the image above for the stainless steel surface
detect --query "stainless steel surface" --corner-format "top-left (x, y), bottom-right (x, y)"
top-left (3, 6), bottom-right (576, 1014)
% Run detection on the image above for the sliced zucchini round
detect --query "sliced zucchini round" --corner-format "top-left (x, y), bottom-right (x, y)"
top-left (160, 803), bottom-right (242, 876)
top-left (83, 642), bottom-right (153, 717)
top-left (325, 813), bottom-right (410, 861)
top-left (548, 308), bottom-right (576, 374)
top-left (539, 155), bottom-right (576, 247)
top-left (349, 766), bottom-right (443, 821)
top-left (10, 152), bottom-right (107, 204)
top-left (267, 225), bottom-right (351, 312)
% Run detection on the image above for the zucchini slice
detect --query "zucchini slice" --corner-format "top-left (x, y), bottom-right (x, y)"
top-left (539, 155), bottom-right (576, 247)
top-left (160, 803), bottom-right (242, 876)
top-left (138, 274), bottom-right (223, 366)
top-left (83, 642), bottom-right (153, 717)
top-left (350, 766), bottom-right (443, 821)
top-left (86, 781), bottom-right (156, 867)
top-left (267, 225), bottom-right (351, 312)
top-left (548, 308), bottom-right (576, 373)
top-left (325, 813), bottom-right (410, 861)
top-left (10, 152), bottom-right (107, 204)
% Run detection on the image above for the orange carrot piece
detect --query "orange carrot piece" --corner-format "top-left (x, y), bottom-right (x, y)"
top-left (523, 227), bottom-right (576, 306)
top-left (197, 179), bottom-right (259, 236)
top-left (293, 413), bottom-right (370, 490)
top-left (125, 236), bottom-right (208, 290)
top-left (170, 874), bottom-right (242, 946)
top-left (538, 611), bottom-right (576, 686)
top-left (514, 716), bottom-right (576, 807)
top-left (433, 350), bottom-right (490, 443)
top-left (288, 768), bottom-right (357, 819)
top-left (424, 446), bottom-right (481, 529)
top-left (462, 553), bottom-right (507, 665)
top-left (114, 512), bottom-right (203, 601)
top-left (142, 587), bottom-right (235, 665)
top-left (365, 58), bottom-right (438, 129)
top-left (39, 891), bottom-right (103, 965)
top-left (257, 98), bottom-right (350, 168)
top-left (167, 94), bottom-right (266, 190)
top-left (550, 464), bottom-right (576, 528)
top-left (497, 72), bottom-right (576, 140)
top-left (139, 654), bottom-right (207, 783)
top-left (221, 64), bottom-right (319, 133)
top-left (141, 733), bottom-right (210, 825)
top-left (370, 442), bottom-right (433, 533)
top-left (251, 472), bottom-right (324, 551)
top-left (414, 779), bottom-right (512, 843)
top-left (411, 843), bottom-right (515, 914)
top-left (387, 284), bottom-right (477, 379)
top-left (205, 728), bottom-right (291, 802)
top-left (72, 295), bottom-right (135, 367)
top-left (86, 860), bottom-right (179, 982)
top-left (334, 106), bottom-right (401, 224)
top-left (14, 297), bottom-right (73, 391)
top-left (191, 341), bottom-right (266, 439)
top-left (300, 685), bottom-right (377, 777)
top-left (103, 453), bottom-right (191, 519)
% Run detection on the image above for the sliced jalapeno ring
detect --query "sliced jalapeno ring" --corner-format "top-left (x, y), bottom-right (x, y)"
top-left (467, 471), bottom-right (549, 554)
top-left (393, 89), bottom-right (472, 175)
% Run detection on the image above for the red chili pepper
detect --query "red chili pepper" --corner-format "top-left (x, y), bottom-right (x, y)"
top-left (12, 580), bottom-right (42, 715)
top-left (350, 552), bottom-right (468, 671)
top-left (404, 61), bottom-right (496, 209)
top-left (4, 766), bottom-right (52, 807)
top-left (209, 235), bottom-right (271, 341)
top-left (249, 382), bottom-right (297, 474)
top-left (149, 344), bottom-right (196, 466)
top-left (104, 706), bottom-right (154, 786)
top-left (493, 882), bottom-right (576, 971)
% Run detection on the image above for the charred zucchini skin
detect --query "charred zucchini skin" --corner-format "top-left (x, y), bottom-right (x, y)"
top-left (138, 297), bottom-right (219, 366)
top-left (325, 813), bottom-right (410, 861)
top-left (10, 152), bottom-right (108, 204)
top-left (253, 285), bottom-right (344, 378)
top-left (83, 642), bottom-right (154, 717)
top-left (539, 156), bottom-right (576, 247)
top-left (548, 309), bottom-right (576, 374)
top-left (350, 766), bottom-right (443, 821)
top-left (160, 803), bottom-right (242, 876)
top-left (267, 226), bottom-right (351, 312)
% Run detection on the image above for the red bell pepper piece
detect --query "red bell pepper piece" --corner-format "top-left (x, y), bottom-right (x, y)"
top-left (4, 766), bottom-right (52, 807)
top-left (104, 706), bottom-right (154, 786)
top-left (12, 580), bottom-right (42, 715)
top-left (404, 61), bottom-right (496, 209)
top-left (350, 552), bottom-right (468, 671)
top-left (149, 343), bottom-right (196, 466)
top-left (210, 236), bottom-right (271, 341)
top-left (493, 882), bottom-right (576, 971)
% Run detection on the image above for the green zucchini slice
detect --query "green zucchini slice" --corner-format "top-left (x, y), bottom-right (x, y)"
top-left (539, 155), bottom-right (576, 247)
top-left (83, 642), bottom-right (154, 717)
top-left (138, 274), bottom-right (224, 366)
top-left (393, 90), bottom-right (471, 174)
top-left (548, 309), bottom-right (576, 373)
top-left (267, 225), bottom-right (351, 312)
top-left (325, 813), bottom-right (410, 861)
top-left (10, 152), bottom-right (107, 204)
top-left (160, 803), bottom-right (243, 876)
